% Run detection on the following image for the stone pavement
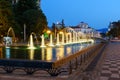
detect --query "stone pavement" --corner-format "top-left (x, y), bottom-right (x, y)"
top-left (0, 42), bottom-right (120, 80)
top-left (65, 41), bottom-right (120, 80)
top-left (98, 42), bottom-right (120, 80)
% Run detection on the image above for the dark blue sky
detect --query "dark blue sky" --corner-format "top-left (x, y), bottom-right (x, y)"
top-left (41, 0), bottom-right (120, 29)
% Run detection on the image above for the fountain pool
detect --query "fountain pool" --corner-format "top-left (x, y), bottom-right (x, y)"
top-left (0, 43), bottom-right (91, 62)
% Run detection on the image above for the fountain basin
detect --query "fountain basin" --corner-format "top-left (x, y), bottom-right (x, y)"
top-left (0, 43), bottom-right (90, 62)
top-left (0, 42), bottom-right (96, 76)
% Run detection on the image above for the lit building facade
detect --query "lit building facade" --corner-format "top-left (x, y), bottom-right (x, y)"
top-left (70, 22), bottom-right (101, 38)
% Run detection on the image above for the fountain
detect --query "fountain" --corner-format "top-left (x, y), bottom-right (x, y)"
top-left (1, 26), bottom-right (107, 77)
top-left (49, 34), bottom-right (54, 46)
top-left (0, 25), bottom-right (106, 77)
top-left (56, 33), bottom-right (60, 45)
top-left (40, 34), bottom-right (46, 47)
top-left (28, 34), bottom-right (34, 49)
top-left (59, 31), bottom-right (64, 45)
top-left (66, 33), bottom-right (68, 44)
top-left (7, 27), bottom-right (16, 42)
top-left (3, 27), bottom-right (16, 47)
top-left (28, 32), bottom-right (38, 49)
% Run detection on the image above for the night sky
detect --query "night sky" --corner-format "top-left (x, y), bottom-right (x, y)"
top-left (41, 0), bottom-right (120, 29)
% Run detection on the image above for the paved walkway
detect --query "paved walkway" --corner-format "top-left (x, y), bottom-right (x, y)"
top-left (98, 42), bottom-right (120, 80)
top-left (0, 42), bottom-right (120, 80)
top-left (66, 41), bottom-right (120, 80)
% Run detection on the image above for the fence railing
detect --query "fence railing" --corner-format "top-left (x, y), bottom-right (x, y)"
top-left (50, 43), bottom-right (106, 76)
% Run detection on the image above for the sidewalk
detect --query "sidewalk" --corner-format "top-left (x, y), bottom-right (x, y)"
top-left (98, 42), bottom-right (120, 80)
top-left (66, 42), bottom-right (120, 80)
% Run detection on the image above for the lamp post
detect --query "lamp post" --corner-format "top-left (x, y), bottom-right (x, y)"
top-left (23, 24), bottom-right (26, 42)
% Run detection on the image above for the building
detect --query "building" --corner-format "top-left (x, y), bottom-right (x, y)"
top-left (70, 22), bottom-right (101, 38)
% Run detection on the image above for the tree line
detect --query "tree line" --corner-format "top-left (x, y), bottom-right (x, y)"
top-left (0, 0), bottom-right (48, 42)
top-left (108, 20), bottom-right (120, 38)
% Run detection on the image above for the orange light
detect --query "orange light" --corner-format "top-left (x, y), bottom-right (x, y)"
top-left (46, 30), bottom-right (51, 34)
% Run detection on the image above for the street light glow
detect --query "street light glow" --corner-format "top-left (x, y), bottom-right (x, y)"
top-left (47, 30), bottom-right (51, 34)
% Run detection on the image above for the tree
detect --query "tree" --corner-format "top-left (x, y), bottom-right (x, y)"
top-left (23, 9), bottom-right (48, 37)
top-left (108, 21), bottom-right (120, 38)
top-left (13, 0), bottom-right (48, 39)
top-left (51, 23), bottom-right (57, 38)
top-left (61, 19), bottom-right (65, 29)
top-left (0, 0), bottom-right (15, 36)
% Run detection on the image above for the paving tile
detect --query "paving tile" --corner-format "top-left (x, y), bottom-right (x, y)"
top-left (111, 73), bottom-right (120, 78)
top-left (98, 42), bottom-right (120, 80)
top-left (109, 78), bottom-right (120, 80)
top-left (101, 70), bottom-right (111, 74)
top-left (99, 76), bottom-right (109, 80)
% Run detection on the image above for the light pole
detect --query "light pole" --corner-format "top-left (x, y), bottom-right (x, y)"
top-left (23, 24), bottom-right (26, 42)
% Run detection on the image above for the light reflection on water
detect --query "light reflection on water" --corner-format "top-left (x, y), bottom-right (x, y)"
top-left (0, 43), bottom-right (92, 62)
top-left (56, 47), bottom-right (64, 60)
top-left (46, 47), bottom-right (52, 61)
top-left (29, 49), bottom-right (34, 60)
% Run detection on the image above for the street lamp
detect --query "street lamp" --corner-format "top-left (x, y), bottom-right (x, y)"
top-left (46, 30), bottom-right (51, 34)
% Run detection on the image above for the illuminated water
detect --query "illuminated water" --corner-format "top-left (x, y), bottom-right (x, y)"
top-left (0, 43), bottom-right (91, 62)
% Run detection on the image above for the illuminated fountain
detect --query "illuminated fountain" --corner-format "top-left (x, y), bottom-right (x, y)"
top-left (39, 27), bottom-right (94, 47)
top-left (61, 27), bottom-right (95, 44)
top-left (28, 34), bottom-right (34, 48)
top-left (59, 31), bottom-right (64, 45)
top-left (2, 28), bottom-right (94, 60)
top-left (49, 34), bottom-right (54, 46)
top-left (69, 33), bottom-right (72, 43)
top-left (0, 26), bottom-right (101, 77)
top-left (40, 34), bottom-right (46, 47)
top-left (28, 32), bottom-right (38, 49)
top-left (56, 33), bottom-right (60, 45)
top-left (66, 33), bottom-right (72, 44)
top-left (0, 26), bottom-right (103, 77)
top-left (4, 27), bottom-right (15, 47)
top-left (63, 27), bottom-right (76, 44)
top-left (75, 33), bottom-right (78, 43)
top-left (7, 27), bottom-right (16, 42)
top-left (45, 30), bottom-right (54, 47)
top-left (66, 33), bottom-right (68, 44)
